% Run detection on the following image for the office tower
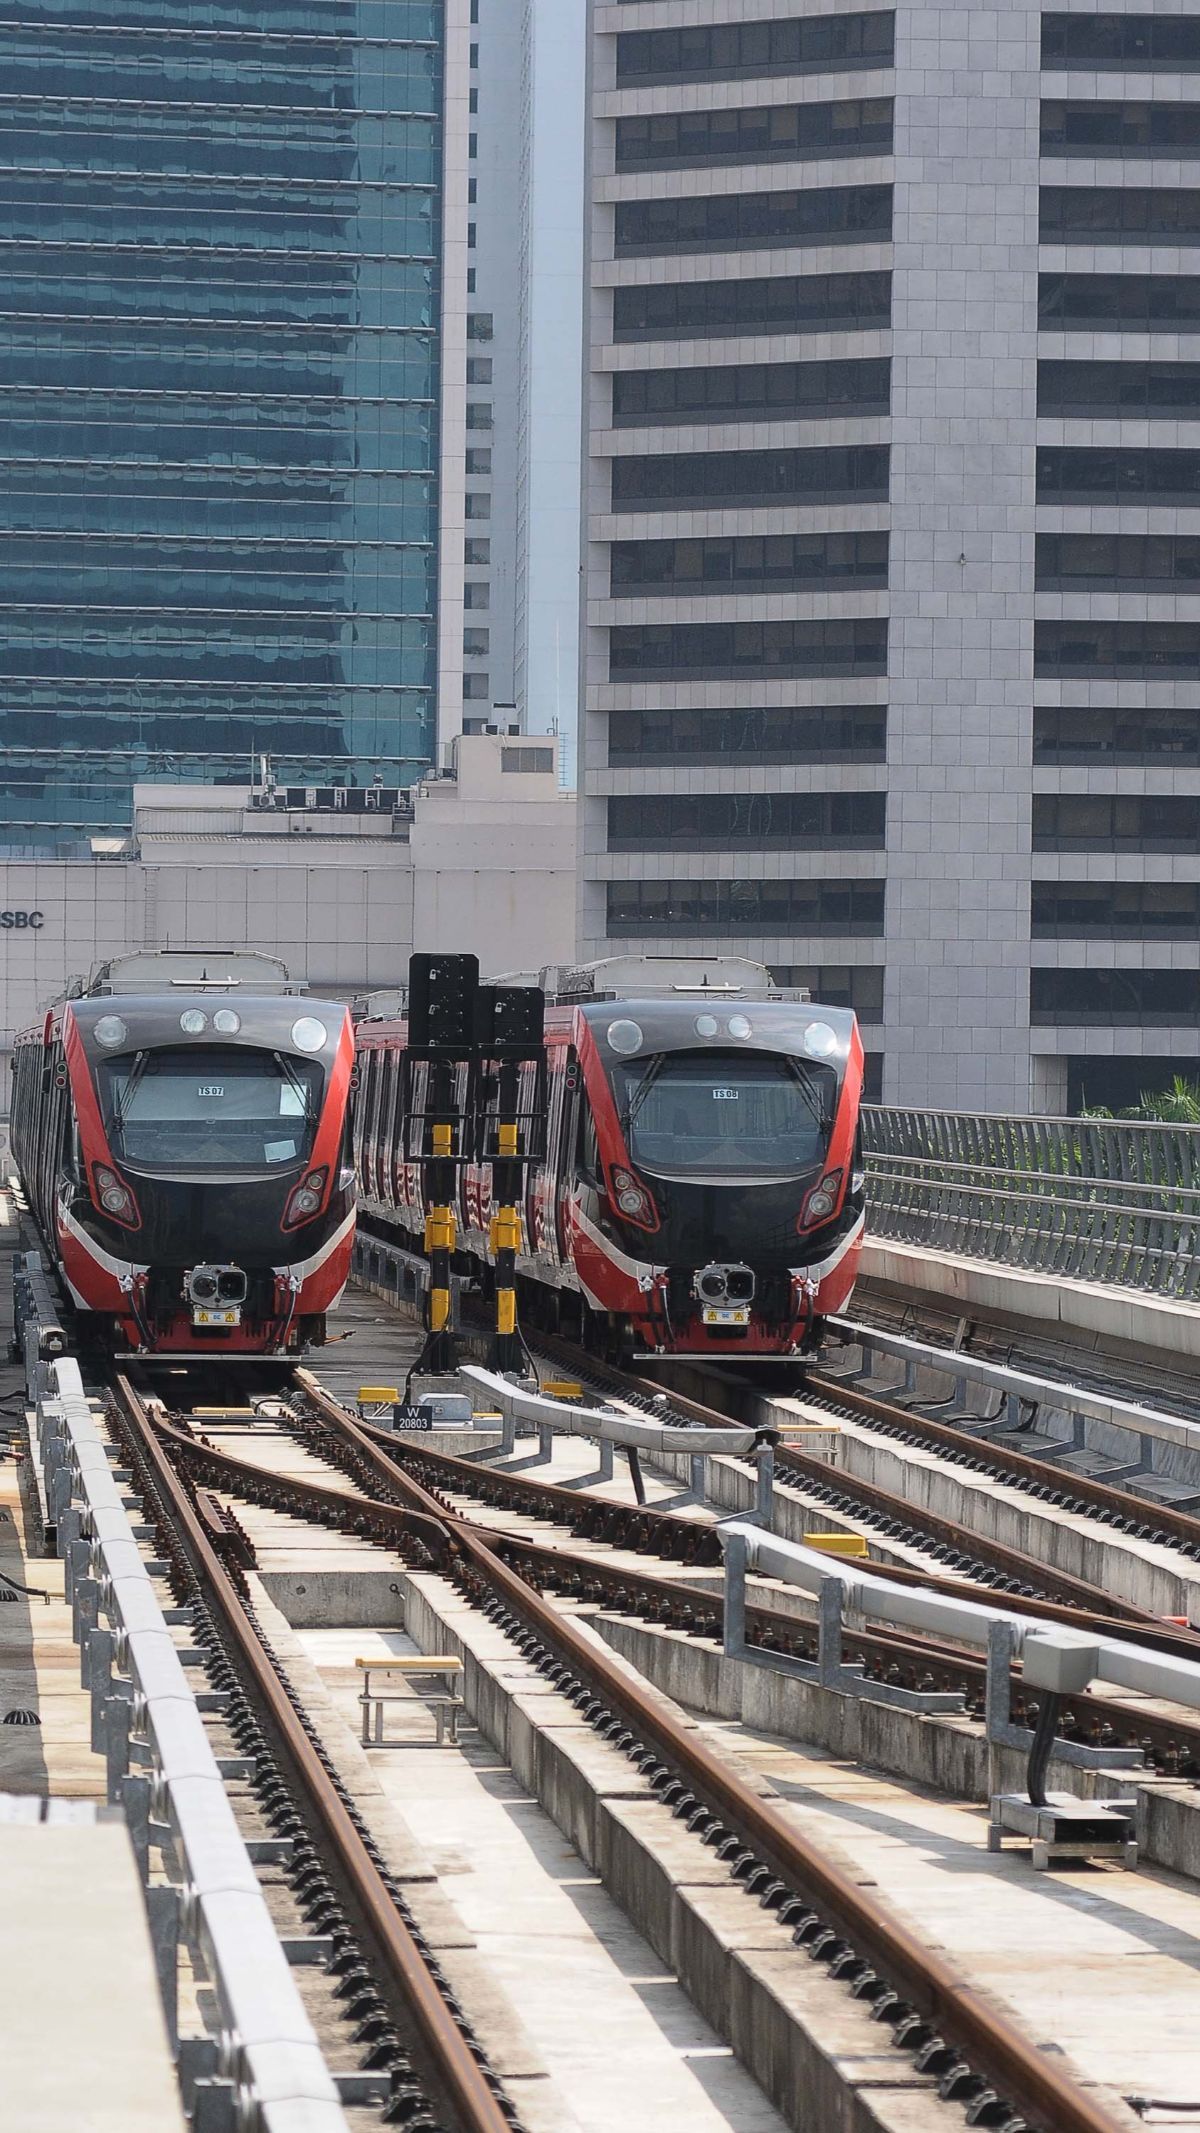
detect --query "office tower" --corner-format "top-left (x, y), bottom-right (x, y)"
top-left (465, 0), bottom-right (586, 772)
top-left (579, 1), bottom-right (1200, 1112)
top-left (0, 0), bottom-right (469, 845)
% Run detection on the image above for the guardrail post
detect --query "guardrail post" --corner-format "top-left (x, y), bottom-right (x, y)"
top-left (73, 1569), bottom-right (99, 1648)
top-left (104, 1691), bottom-right (131, 1803)
top-left (722, 1527), bottom-right (748, 1661)
top-left (754, 1440), bottom-right (775, 1524)
top-left (122, 1770), bottom-right (152, 1883)
top-left (689, 1452), bottom-right (705, 1501)
top-left (817, 1575), bottom-right (845, 1687)
top-left (145, 1884), bottom-right (180, 2055)
top-left (985, 1617), bottom-right (1016, 1749)
top-left (88, 1629), bottom-right (115, 1748)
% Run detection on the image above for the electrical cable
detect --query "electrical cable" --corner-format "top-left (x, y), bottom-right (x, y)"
top-left (1026, 1688), bottom-right (1061, 1808)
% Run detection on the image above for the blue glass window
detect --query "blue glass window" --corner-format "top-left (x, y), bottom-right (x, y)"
top-left (0, 0), bottom-right (445, 840)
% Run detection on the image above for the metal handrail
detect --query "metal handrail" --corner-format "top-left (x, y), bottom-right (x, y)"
top-left (861, 1105), bottom-right (1200, 1299)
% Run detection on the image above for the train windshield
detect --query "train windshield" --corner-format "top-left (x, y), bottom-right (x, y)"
top-left (615, 1049), bottom-right (835, 1179)
top-left (99, 1048), bottom-right (322, 1171)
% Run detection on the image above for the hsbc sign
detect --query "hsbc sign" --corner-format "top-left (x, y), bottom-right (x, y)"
top-left (0, 911), bottom-right (44, 929)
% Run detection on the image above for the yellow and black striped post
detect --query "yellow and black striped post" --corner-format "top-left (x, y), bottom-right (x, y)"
top-left (489, 1064), bottom-right (523, 1370)
top-left (421, 1062), bottom-right (458, 1374)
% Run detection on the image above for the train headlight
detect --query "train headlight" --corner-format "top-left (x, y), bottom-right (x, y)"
top-left (727, 1013), bottom-right (752, 1040)
top-left (609, 1164), bottom-right (658, 1229)
top-left (803, 1020), bottom-right (840, 1062)
top-left (798, 1168), bottom-right (844, 1230)
top-left (93, 1164), bottom-right (138, 1225)
top-left (606, 1018), bottom-right (643, 1056)
top-left (213, 1008), bottom-right (241, 1034)
top-left (291, 1016), bottom-right (327, 1053)
top-left (283, 1166), bottom-right (329, 1227)
top-left (694, 1014), bottom-right (719, 1039)
top-left (94, 1015), bottom-right (127, 1048)
top-left (179, 1009), bottom-right (208, 1034)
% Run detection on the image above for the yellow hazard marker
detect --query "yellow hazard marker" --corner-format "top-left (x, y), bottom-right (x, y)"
top-left (357, 1387), bottom-right (400, 1407)
top-left (542, 1380), bottom-right (584, 1400)
top-left (802, 1532), bottom-right (869, 1559)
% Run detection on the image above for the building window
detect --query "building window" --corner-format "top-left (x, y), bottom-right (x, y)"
top-left (1036, 447), bottom-right (1200, 505)
top-left (611, 443), bottom-right (889, 511)
top-left (467, 312), bottom-right (494, 340)
top-left (1035, 620), bottom-right (1200, 678)
top-left (465, 493), bottom-right (492, 519)
top-left (614, 98), bottom-right (893, 171)
top-left (501, 745), bottom-right (554, 773)
top-left (608, 619), bottom-right (888, 680)
top-left (466, 403), bottom-right (493, 429)
top-left (1040, 186), bottom-right (1200, 242)
top-left (613, 270), bottom-right (890, 342)
top-left (610, 530), bottom-right (888, 595)
top-left (771, 964), bottom-right (886, 1017)
top-left (1037, 359), bottom-right (1200, 418)
top-left (1040, 273), bottom-right (1200, 331)
top-left (463, 672), bottom-right (490, 700)
top-left (464, 582), bottom-right (490, 610)
top-left (613, 357), bottom-right (890, 425)
top-left (1031, 970), bottom-right (1200, 1025)
top-left (1032, 884), bottom-right (1200, 936)
top-left (614, 184), bottom-right (892, 255)
top-left (1034, 703), bottom-right (1200, 764)
top-left (1041, 101), bottom-right (1200, 155)
top-left (467, 357), bottom-right (493, 383)
top-left (607, 791), bottom-right (886, 849)
top-left (1032, 793), bottom-right (1200, 848)
top-left (466, 268), bottom-right (476, 293)
top-left (607, 879), bottom-right (885, 937)
top-left (607, 704), bottom-right (887, 766)
top-left (1037, 531), bottom-right (1200, 591)
top-left (1042, 14), bottom-right (1200, 69)
top-left (616, 14), bottom-right (894, 85)
top-left (465, 447), bottom-right (492, 473)
top-left (463, 628), bottom-right (490, 655)
top-left (464, 538), bottom-right (491, 564)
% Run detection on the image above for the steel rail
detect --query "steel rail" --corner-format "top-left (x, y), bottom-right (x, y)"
top-left (606, 1365), bottom-right (1177, 1627)
top-left (807, 1366), bottom-right (1200, 1559)
top-left (293, 1372), bottom-right (1129, 2133)
top-left (110, 1373), bottom-right (517, 2133)
top-left (169, 1413), bottom-right (1194, 1762)
top-left (138, 1402), bottom-right (1200, 1675)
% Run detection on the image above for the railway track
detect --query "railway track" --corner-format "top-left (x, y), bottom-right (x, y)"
top-left (173, 1394), bottom-right (1200, 1779)
top-left (109, 1371), bottom-right (523, 2133)
top-left (126, 1362), bottom-right (1139, 2133)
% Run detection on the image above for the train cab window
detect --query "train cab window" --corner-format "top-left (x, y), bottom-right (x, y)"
top-left (615, 1050), bottom-right (835, 1178)
top-left (99, 1047), bottom-right (322, 1170)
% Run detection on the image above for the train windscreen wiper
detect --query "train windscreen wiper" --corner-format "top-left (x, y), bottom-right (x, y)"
top-left (620, 1054), bottom-right (667, 1139)
top-left (111, 1050), bottom-right (150, 1136)
top-left (273, 1050), bottom-right (315, 1119)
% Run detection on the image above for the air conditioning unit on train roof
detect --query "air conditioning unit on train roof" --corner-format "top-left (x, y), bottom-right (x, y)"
top-left (527, 956), bottom-right (808, 1005)
top-left (86, 949), bottom-right (299, 996)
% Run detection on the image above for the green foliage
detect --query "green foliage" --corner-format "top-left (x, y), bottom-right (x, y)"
top-left (1082, 1074), bottom-right (1200, 1125)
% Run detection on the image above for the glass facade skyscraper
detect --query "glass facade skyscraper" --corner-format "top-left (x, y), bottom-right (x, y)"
top-left (0, 0), bottom-right (446, 843)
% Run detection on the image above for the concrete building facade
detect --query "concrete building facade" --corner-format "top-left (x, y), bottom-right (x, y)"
top-left (465, 0), bottom-right (587, 773)
top-left (0, 732), bottom-right (577, 1109)
top-left (580, 0), bottom-right (1200, 1113)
